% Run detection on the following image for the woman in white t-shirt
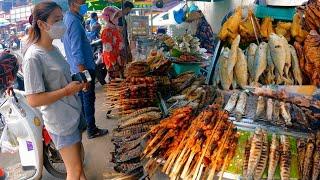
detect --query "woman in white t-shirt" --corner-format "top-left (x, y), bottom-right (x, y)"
top-left (23, 1), bottom-right (86, 179)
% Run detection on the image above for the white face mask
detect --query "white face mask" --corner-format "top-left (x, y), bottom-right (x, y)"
top-left (46, 21), bottom-right (66, 39)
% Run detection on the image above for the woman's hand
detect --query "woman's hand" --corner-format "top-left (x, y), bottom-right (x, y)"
top-left (64, 81), bottom-right (85, 96)
top-left (6, 87), bottom-right (14, 96)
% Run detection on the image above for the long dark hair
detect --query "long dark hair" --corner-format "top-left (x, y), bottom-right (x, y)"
top-left (27, 1), bottom-right (62, 45)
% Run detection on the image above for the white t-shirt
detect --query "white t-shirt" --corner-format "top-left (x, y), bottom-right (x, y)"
top-left (23, 44), bottom-right (81, 136)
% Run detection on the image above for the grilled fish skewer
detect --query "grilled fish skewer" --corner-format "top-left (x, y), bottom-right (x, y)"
top-left (280, 135), bottom-right (291, 180)
top-left (254, 131), bottom-right (269, 180)
top-left (267, 134), bottom-right (280, 180)
top-left (312, 132), bottom-right (320, 180)
top-left (303, 134), bottom-right (316, 180)
top-left (246, 128), bottom-right (263, 179)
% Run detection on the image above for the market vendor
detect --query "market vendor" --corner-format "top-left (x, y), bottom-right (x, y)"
top-left (101, 6), bottom-right (124, 80)
top-left (186, 10), bottom-right (215, 54)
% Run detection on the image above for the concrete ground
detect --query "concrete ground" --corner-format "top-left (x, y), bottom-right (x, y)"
top-left (0, 85), bottom-right (118, 180)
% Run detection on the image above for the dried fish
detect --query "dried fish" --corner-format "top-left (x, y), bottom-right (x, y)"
top-left (269, 33), bottom-right (286, 80)
top-left (219, 47), bottom-right (232, 90)
top-left (280, 102), bottom-right (292, 126)
top-left (312, 132), bottom-right (320, 180)
top-left (119, 111), bottom-right (162, 128)
top-left (112, 132), bottom-right (146, 143)
top-left (234, 48), bottom-right (248, 89)
top-left (280, 36), bottom-right (292, 80)
top-left (243, 137), bottom-right (252, 177)
top-left (254, 130), bottom-right (269, 180)
top-left (297, 138), bottom-right (307, 177)
top-left (114, 137), bottom-right (142, 149)
top-left (228, 35), bottom-right (241, 75)
top-left (234, 92), bottom-right (247, 121)
top-left (118, 107), bottom-right (160, 123)
top-left (114, 162), bottom-right (143, 174)
top-left (253, 42), bottom-right (268, 82)
top-left (116, 141), bottom-right (141, 155)
top-left (303, 134), bottom-right (316, 180)
top-left (289, 45), bottom-right (303, 85)
top-left (280, 135), bottom-right (291, 180)
top-left (255, 96), bottom-right (265, 120)
top-left (247, 43), bottom-right (258, 82)
top-left (266, 98), bottom-right (273, 121)
top-left (267, 134), bottom-right (280, 180)
top-left (112, 145), bottom-right (143, 163)
top-left (291, 104), bottom-right (309, 128)
top-left (113, 122), bottom-right (156, 138)
top-left (246, 128), bottom-right (263, 179)
top-left (273, 100), bottom-right (281, 124)
top-left (224, 92), bottom-right (239, 113)
top-left (265, 46), bottom-right (275, 84)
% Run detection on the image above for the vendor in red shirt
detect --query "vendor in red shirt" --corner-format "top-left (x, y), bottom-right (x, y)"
top-left (101, 6), bottom-right (124, 80)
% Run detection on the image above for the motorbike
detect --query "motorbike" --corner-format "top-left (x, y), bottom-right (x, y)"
top-left (0, 90), bottom-right (67, 179)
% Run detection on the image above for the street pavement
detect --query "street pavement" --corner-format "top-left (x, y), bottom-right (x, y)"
top-left (0, 84), bottom-right (117, 180)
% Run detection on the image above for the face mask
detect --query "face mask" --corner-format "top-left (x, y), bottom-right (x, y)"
top-left (46, 21), bottom-right (66, 39)
top-left (76, 3), bottom-right (88, 16)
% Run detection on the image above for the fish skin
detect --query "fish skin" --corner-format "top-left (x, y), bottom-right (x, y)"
top-left (312, 132), bottom-right (320, 180)
top-left (269, 33), bottom-right (286, 79)
top-left (280, 102), bottom-right (292, 126)
top-left (246, 128), bottom-right (263, 179)
top-left (289, 44), bottom-right (303, 85)
top-left (303, 134), bottom-right (316, 180)
top-left (266, 98), bottom-right (273, 121)
top-left (234, 48), bottom-right (248, 89)
top-left (291, 104), bottom-right (309, 128)
top-left (227, 35), bottom-right (241, 75)
top-left (224, 92), bottom-right (239, 113)
top-left (247, 43), bottom-right (258, 81)
top-left (254, 130), bottom-right (269, 180)
top-left (280, 35), bottom-right (292, 79)
top-left (234, 91), bottom-right (247, 121)
top-left (273, 100), bottom-right (281, 125)
top-left (243, 137), bottom-right (253, 177)
top-left (267, 134), bottom-right (280, 180)
top-left (265, 46), bottom-right (275, 84)
top-left (219, 47), bottom-right (232, 90)
top-left (280, 135), bottom-right (291, 180)
top-left (255, 96), bottom-right (265, 120)
top-left (213, 54), bottom-right (221, 87)
top-left (253, 42), bottom-right (268, 82)
top-left (297, 138), bottom-right (307, 177)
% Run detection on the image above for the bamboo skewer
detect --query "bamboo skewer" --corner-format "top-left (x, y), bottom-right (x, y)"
top-left (162, 128), bottom-right (191, 174)
top-left (206, 125), bottom-right (233, 180)
top-left (192, 116), bottom-right (224, 180)
top-left (146, 131), bottom-right (173, 158)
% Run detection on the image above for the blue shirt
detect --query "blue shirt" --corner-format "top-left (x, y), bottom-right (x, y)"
top-left (62, 11), bottom-right (95, 74)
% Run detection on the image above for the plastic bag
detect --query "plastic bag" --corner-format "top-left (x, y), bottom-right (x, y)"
top-left (0, 125), bottom-right (19, 153)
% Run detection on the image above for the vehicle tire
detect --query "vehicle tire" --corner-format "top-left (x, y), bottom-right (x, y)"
top-left (43, 143), bottom-right (67, 179)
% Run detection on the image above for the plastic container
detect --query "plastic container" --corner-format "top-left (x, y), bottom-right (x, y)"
top-left (254, 5), bottom-right (296, 21)
top-left (172, 63), bottom-right (201, 75)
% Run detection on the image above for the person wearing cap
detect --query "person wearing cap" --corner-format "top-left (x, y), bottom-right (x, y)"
top-left (101, 6), bottom-right (124, 81)
top-left (86, 12), bottom-right (101, 42)
top-left (62, 0), bottom-right (108, 139)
